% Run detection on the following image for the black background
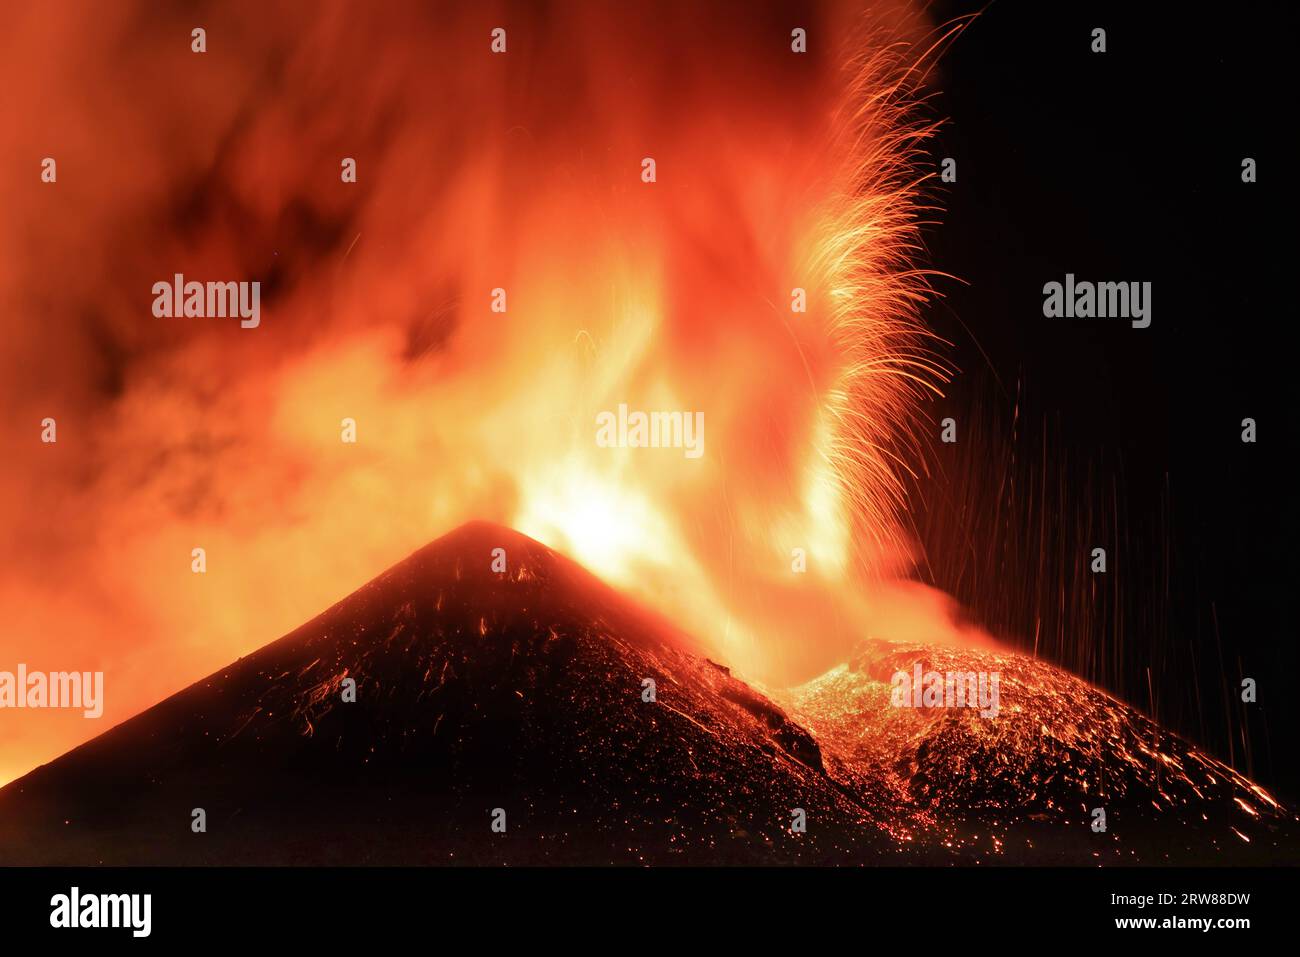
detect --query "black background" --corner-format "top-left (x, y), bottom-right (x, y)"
top-left (0, 865), bottom-right (1291, 942)
top-left (917, 0), bottom-right (1297, 795)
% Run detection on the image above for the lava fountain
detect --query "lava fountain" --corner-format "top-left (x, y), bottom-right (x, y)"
top-left (504, 10), bottom-right (974, 683)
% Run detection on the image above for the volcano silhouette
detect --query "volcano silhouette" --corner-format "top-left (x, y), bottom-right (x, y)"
top-left (0, 523), bottom-right (885, 864)
top-left (0, 522), bottom-right (1294, 865)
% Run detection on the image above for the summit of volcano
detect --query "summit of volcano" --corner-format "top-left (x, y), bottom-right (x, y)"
top-left (0, 523), bottom-right (1292, 865)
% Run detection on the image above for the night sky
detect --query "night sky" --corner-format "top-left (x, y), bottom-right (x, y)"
top-left (920, 0), bottom-right (1296, 793)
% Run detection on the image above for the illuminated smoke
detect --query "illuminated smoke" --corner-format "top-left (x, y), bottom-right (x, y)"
top-left (0, 0), bottom-right (986, 784)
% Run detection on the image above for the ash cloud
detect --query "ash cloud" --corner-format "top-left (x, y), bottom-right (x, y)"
top-left (0, 0), bottom-right (944, 782)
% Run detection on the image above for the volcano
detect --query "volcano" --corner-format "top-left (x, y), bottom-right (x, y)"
top-left (0, 523), bottom-right (1293, 865)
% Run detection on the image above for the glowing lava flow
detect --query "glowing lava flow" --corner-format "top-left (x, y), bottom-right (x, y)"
top-left (779, 640), bottom-right (1294, 861)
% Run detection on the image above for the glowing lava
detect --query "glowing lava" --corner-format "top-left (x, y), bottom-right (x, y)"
top-left (782, 640), bottom-right (1295, 861)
